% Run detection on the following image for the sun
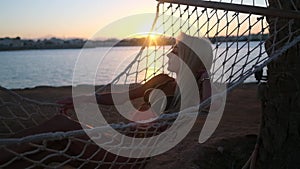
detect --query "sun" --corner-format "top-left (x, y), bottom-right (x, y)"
top-left (147, 34), bottom-right (158, 46)
top-left (149, 34), bottom-right (157, 41)
top-left (132, 33), bottom-right (161, 46)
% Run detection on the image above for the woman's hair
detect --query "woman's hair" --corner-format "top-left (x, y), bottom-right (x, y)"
top-left (177, 32), bottom-right (213, 74)
top-left (168, 32), bottom-right (213, 113)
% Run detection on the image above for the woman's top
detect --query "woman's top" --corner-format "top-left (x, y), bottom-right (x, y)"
top-left (141, 72), bottom-right (210, 114)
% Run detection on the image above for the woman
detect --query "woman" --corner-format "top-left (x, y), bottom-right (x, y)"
top-left (0, 32), bottom-right (213, 168)
top-left (61, 32), bottom-right (212, 118)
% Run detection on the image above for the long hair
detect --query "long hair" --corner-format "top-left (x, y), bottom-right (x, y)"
top-left (168, 32), bottom-right (213, 113)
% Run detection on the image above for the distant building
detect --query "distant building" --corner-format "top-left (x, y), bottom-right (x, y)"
top-left (0, 38), bottom-right (12, 46)
top-left (48, 38), bottom-right (64, 45)
top-left (0, 37), bottom-right (24, 48)
top-left (23, 40), bottom-right (35, 47)
top-left (68, 39), bottom-right (84, 45)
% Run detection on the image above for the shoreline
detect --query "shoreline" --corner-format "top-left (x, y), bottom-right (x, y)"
top-left (0, 35), bottom-right (268, 52)
top-left (9, 81), bottom-right (259, 91)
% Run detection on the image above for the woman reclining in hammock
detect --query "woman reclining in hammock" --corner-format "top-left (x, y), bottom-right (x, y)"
top-left (0, 32), bottom-right (213, 168)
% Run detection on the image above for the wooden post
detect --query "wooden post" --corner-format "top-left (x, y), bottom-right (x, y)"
top-left (258, 0), bottom-right (300, 168)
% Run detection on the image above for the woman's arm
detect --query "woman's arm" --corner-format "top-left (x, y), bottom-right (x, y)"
top-left (96, 74), bottom-right (174, 105)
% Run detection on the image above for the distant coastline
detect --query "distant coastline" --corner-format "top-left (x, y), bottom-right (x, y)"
top-left (0, 34), bottom-right (268, 51)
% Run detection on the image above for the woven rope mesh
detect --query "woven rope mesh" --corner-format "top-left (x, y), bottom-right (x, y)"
top-left (0, 86), bottom-right (60, 137)
top-left (1, 0), bottom-right (300, 168)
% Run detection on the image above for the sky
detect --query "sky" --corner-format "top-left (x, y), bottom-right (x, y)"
top-left (0, 0), bottom-right (157, 39)
top-left (0, 0), bottom-right (269, 40)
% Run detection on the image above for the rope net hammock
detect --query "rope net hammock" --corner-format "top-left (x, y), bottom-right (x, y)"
top-left (0, 0), bottom-right (300, 168)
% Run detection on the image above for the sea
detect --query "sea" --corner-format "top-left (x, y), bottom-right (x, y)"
top-left (0, 42), bottom-right (266, 89)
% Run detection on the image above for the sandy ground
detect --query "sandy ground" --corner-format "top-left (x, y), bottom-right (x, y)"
top-left (145, 83), bottom-right (261, 169)
top-left (6, 83), bottom-right (261, 169)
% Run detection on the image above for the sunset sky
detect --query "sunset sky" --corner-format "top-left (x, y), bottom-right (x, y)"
top-left (0, 0), bottom-right (157, 39)
top-left (0, 0), bottom-right (269, 40)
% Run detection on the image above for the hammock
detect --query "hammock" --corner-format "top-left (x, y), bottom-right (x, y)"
top-left (1, 0), bottom-right (300, 168)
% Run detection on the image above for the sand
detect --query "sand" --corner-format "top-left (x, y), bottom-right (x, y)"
top-left (7, 83), bottom-right (261, 168)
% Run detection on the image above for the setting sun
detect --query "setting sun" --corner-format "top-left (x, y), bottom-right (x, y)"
top-left (148, 34), bottom-right (159, 46)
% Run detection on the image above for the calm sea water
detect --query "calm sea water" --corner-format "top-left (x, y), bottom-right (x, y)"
top-left (0, 42), bottom-right (265, 89)
top-left (0, 46), bottom-right (142, 89)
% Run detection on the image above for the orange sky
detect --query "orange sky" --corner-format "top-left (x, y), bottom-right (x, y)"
top-left (0, 0), bottom-right (157, 39)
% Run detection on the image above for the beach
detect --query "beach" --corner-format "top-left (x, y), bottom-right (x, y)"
top-left (8, 83), bottom-right (261, 168)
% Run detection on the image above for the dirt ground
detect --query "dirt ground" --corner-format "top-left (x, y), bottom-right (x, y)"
top-left (6, 83), bottom-right (261, 169)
